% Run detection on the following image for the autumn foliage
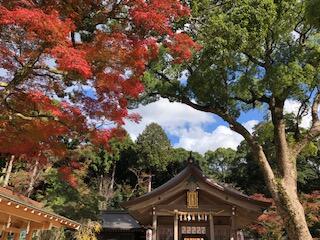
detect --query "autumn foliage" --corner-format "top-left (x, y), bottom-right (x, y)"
top-left (0, 0), bottom-right (199, 185)
top-left (249, 193), bottom-right (320, 238)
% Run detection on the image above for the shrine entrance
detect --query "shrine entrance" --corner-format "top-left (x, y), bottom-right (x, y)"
top-left (122, 161), bottom-right (271, 240)
top-left (160, 212), bottom-right (231, 240)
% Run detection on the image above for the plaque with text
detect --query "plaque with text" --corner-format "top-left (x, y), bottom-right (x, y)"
top-left (187, 191), bottom-right (198, 208)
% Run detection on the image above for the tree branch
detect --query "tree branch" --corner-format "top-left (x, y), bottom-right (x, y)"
top-left (293, 92), bottom-right (320, 155)
top-left (294, 91), bottom-right (314, 139)
top-left (269, 97), bottom-right (296, 182)
top-left (233, 92), bottom-right (270, 106)
top-left (243, 52), bottom-right (266, 68)
top-left (179, 96), bottom-right (277, 193)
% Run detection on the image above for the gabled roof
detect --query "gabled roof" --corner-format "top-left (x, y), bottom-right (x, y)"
top-left (122, 163), bottom-right (270, 209)
top-left (0, 187), bottom-right (80, 230)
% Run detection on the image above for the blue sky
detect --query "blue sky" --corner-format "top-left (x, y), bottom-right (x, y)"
top-left (124, 98), bottom-right (313, 154)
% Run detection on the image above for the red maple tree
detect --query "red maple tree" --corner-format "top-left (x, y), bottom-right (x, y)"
top-left (249, 193), bottom-right (320, 238)
top-left (0, 0), bottom-right (199, 184)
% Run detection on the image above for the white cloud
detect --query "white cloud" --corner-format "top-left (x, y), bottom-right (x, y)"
top-left (124, 98), bottom-right (260, 154)
top-left (243, 120), bottom-right (260, 133)
top-left (284, 99), bottom-right (311, 129)
top-left (124, 98), bottom-right (215, 140)
top-left (173, 120), bottom-right (259, 154)
top-left (174, 125), bottom-right (242, 153)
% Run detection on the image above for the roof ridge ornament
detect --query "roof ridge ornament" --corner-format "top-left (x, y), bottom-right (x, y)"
top-left (188, 151), bottom-right (195, 164)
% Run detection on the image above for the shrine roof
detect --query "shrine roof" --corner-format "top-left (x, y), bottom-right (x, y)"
top-left (0, 187), bottom-right (80, 230)
top-left (122, 163), bottom-right (271, 209)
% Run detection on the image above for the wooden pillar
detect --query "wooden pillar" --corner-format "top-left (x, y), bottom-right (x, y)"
top-left (152, 207), bottom-right (157, 240)
top-left (13, 232), bottom-right (20, 240)
top-left (0, 231), bottom-right (8, 240)
top-left (25, 229), bottom-right (34, 240)
top-left (230, 207), bottom-right (236, 240)
top-left (174, 210), bottom-right (179, 240)
top-left (209, 214), bottom-right (215, 240)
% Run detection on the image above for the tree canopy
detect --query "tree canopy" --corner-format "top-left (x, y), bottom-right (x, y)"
top-left (136, 123), bottom-right (172, 171)
top-left (0, 0), bottom-right (199, 168)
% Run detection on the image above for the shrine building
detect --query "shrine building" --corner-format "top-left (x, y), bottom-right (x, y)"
top-left (99, 161), bottom-right (271, 240)
top-left (0, 187), bottom-right (80, 240)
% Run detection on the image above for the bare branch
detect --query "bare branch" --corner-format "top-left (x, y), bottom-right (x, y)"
top-left (34, 67), bottom-right (66, 76)
top-left (32, 72), bottom-right (61, 82)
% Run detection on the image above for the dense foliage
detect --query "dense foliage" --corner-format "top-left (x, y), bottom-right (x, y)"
top-left (0, 0), bottom-right (199, 183)
top-left (136, 123), bottom-right (172, 171)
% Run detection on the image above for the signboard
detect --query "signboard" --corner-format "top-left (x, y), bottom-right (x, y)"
top-left (187, 191), bottom-right (198, 208)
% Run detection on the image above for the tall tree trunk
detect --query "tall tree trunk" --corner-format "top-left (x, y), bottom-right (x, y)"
top-left (98, 174), bottom-right (104, 210)
top-left (148, 173), bottom-right (152, 192)
top-left (3, 155), bottom-right (14, 188)
top-left (254, 147), bottom-right (313, 240)
top-left (99, 174), bottom-right (104, 195)
top-left (26, 159), bottom-right (39, 197)
top-left (109, 164), bottom-right (116, 193)
top-left (261, 99), bottom-right (312, 239)
top-left (276, 185), bottom-right (312, 240)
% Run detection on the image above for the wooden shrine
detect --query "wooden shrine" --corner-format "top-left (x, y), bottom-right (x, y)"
top-left (0, 187), bottom-right (80, 240)
top-left (121, 162), bottom-right (271, 240)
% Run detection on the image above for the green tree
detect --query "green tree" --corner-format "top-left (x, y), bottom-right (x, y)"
top-left (36, 168), bottom-right (100, 221)
top-left (306, 0), bottom-right (320, 28)
top-left (153, 148), bottom-right (205, 188)
top-left (83, 135), bottom-right (137, 209)
top-left (143, 0), bottom-right (320, 238)
top-left (136, 123), bottom-right (172, 172)
top-left (204, 148), bottom-right (236, 182)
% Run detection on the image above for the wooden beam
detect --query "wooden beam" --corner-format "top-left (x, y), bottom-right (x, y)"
top-left (0, 205), bottom-right (43, 223)
top-left (0, 224), bottom-right (22, 233)
top-left (0, 198), bottom-right (79, 230)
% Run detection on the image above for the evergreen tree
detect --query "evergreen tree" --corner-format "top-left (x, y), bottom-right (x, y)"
top-left (136, 123), bottom-right (172, 172)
